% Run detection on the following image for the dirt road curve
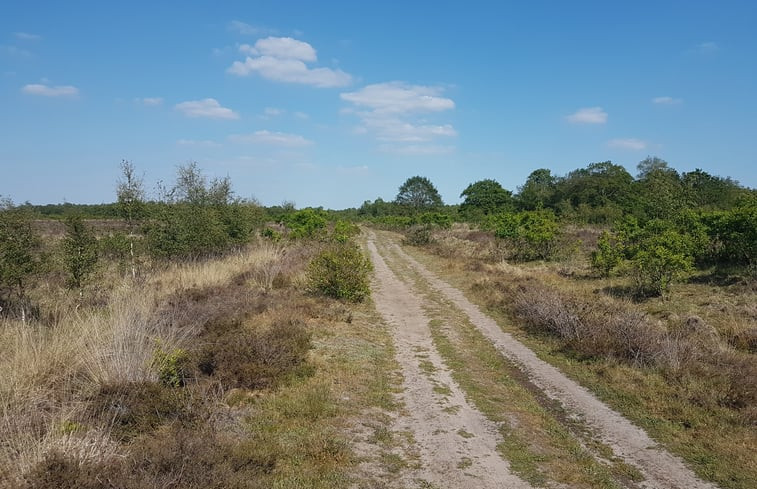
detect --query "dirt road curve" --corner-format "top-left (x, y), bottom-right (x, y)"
top-left (367, 231), bottom-right (720, 489)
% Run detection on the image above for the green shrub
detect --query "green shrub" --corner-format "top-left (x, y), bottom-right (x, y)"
top-left (0, 203), bottom-right (42, 319)
top-left (151, 341), bottom-right (189, 388)
top-left (261, 227), bottom-right (283, 242)
top-left (591, 230), bottom-right (623, 277)
top-left (306, 242), bottom-right (372, 302)
top-left (493, 210), bottom-right (560, 261)
top-left (418, 212), bottom-right (452, 229)
top-left (331, 220), bottom-right (360, 243)
top-left (630, 229), bottom-right (694, 297)
top-left (62, 215), bottom-right (98, 289)
top-left (282, 208), bottom-right (328, 239)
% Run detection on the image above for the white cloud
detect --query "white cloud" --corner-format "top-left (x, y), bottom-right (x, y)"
top-left (21, 83), bottom-right (78, 97)
top-left (136, 97), bottom-right (163, 106)
top-left (607, 138), bottom-right (647, 150)
top-left (341, 82), bottom-right (456, 153)
top-left (174, 98), bottom-right (239, 119)
top-left (240, 37), bottom-right (317, 62)
top-left (566, 106), bottom-right (607, 124)
top-left (15, 32), bottom-right (41, 41)
top-left (264, 107), bottom-right (283, 117)
top-left (340, 82), bottom-right (455, 114)
top-left (228, 37), bottom-right (351, 87)
top-left (652, 96), bottom-right (682, 105)
top-left (228, 130), bottom-right (313, 146)
top-left (294, 111), bottom-right (309, 120)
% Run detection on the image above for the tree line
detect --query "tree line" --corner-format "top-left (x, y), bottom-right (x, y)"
top-left (357, 157), bottom-right (755, 297)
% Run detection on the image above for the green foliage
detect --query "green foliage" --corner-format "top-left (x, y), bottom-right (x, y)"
top-left (704, 203), bottom-right (757, 268)
top-left (591, 231), bottom-right (623, 277)
top-left (116, 160), bottom-right (146, 224)
top-left (282, 208), bottom-right (328, 239)
top-left (144, 164), bottom-right (258, 259)
top-left (460, 179), bottom-right (513, 220)
top-left (516, 168), bottom-right (556, 211)
top-left (261, 227), bottom-right (283, 242)
top-left (331, 220), bottom-right (360, 243)
top-left (306, 242), bottom-right (372, 302)
top-left (395, 175), bottom-right (443, 211)
top-left (62, 215), bottom-right (99, 289)
top-left (594, 218), bottom-right (697, 296)
top-left (630, 229), bottom-right (694, 297)
top-left (492, 210), bottom-right (560, 261)
top-left (146, 203), bottom-right (230, 259)
top-left (151, 341), bottom-right (189, 388)
top-left (418, 212), bottom-right (452, 229)
top-left (0, 201), bottom-right (42, 316)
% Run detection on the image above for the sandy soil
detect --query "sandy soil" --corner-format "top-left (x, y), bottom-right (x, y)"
top-left (366, 239), bottom-right (534, 489)
top-left (367, 231), bottom-right (720, 489)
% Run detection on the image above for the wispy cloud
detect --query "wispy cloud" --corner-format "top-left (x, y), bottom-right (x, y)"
top-left (262, 107), bottom-right (284, 118)
top-left (14, 32), bottom-right (41, 41)
top-left (607, 138), bottom-right (647, 150)
top-left (652, 96), bottom-right (682, 105)
top-left (341, 82), bottom-right (457, 153)
top-left (136, 97), bottom-right (164, 106)
top-left (21, 83), bottom-right (78, 97)
top-left (380, 144), bottom-right (455, 155)
top-left (228, 130), bottom-right (313, 146)
top-left (227, 21), bottom-right (274, 36)
top-left (341, 82), bottom-right (455, 114)
top-left (294, 111), bottom-right (309, 120)
top-left (1, 45), bottom-right (32, 57)
top-left (696, 41), bottom-right (718, 55)
top-left (228, 36), bottom-right (351, 87)
top-left (175, 98), bottom-right (239, 119)
top-left (566, 106), bottom-right (607, 124)
top-left (177, 139), bottom-right (220, 147)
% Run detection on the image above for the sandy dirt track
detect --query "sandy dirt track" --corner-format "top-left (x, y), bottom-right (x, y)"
top-left (367, 238), bottom-right (534, 488)
top-left (366, 230), bottom-right (720, 489)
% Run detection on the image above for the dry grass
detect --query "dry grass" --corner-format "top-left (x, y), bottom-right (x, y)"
top-left (0, 239), bottom-right (311, 485)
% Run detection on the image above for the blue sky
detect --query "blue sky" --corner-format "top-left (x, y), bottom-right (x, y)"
top-left (2, 1), bottom-right (756, 208)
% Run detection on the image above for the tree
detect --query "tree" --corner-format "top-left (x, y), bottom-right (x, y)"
top-left (0, 199), bottom-right (42, 321)
top-left (516, 169), bottom-right (556, 210)
top-left (116, 160), bottom-right (145, 278)
top-left (636, 156), bottom-right (673, 179)
top-left (459, 179), bottom-right (513, 220)
top-left (395, 176), bottom-right (443, 210)
top-left (635, 160), bottom-right (685, 220)
top-left (62, 214), bottom-right (98, 289)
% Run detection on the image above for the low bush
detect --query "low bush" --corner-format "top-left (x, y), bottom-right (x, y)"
top-left (197, 315), bottom-right (312, 390)
top-left (306, 242), bottom-right (372, 302)
top-left (403, 224), bottom-right (433, 246)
